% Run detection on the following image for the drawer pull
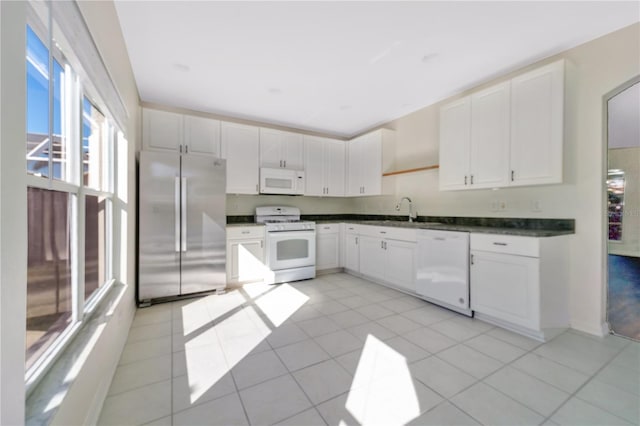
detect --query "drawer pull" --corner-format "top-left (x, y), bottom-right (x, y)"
top-left (380, 231), bottom-right (387, 234)
top-left (434, 237), bottom-right (446, 241)
top-left (241, 231), bottom-right (250, 234)
top-left (493, 242), bottom-right (508, 246)
top-left (323, 226), bottom-right (330, 230)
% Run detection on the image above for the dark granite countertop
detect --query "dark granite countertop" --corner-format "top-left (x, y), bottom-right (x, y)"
top-left (339, 220), bottom-right (573, 237)
top-left (227, 214), bottom-right (575, 237)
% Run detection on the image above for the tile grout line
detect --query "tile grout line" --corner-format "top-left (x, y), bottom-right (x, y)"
top-left (537, 340), bottom-right (635, 425)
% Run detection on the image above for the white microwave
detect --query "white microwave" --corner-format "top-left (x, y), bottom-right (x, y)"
top-left (260, 168), bottom-right (305, 195)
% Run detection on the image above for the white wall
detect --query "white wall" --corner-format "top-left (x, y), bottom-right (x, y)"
top-left (227, 194), bottom-right (355, 216)
top-left (0, 2), bottom-right (28, 424)
top-left (354, 23), bottom-right (640, 336)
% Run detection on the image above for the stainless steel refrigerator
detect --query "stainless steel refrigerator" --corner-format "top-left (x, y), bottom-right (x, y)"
top-left (138, 151), bottom-right (226, 304)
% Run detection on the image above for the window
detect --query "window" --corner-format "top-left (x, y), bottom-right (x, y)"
top-left (83, 98), bottom-right (107, 190)
top-left (25, 13), bottom-right (118, 387)
top-left (26, 25), bottom-right (50, 178)
top-left (84, 195), bottom-right (109, 301)
top-left (607, 170), bottom-right (625, 241)
top-left (26, 188), bottom-right (73, 371)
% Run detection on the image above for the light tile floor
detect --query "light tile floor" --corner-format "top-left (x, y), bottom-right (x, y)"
top-left (98, 273), bottom-right (640, 426)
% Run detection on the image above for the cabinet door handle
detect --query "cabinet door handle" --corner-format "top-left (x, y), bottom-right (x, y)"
top-left (470, 175), bottom-right (474, 185)
top-left (185, 145), bottom-right (189, 154)
top-left (241, 230), bottom-right (250, 234)
top-left (434, 237), bottom-right (445, 241)
top-left (323, 226), bottom-right (330, 230)
top-left (470, 254), bottom-right (474, 265)
top-left (464, 175), bottom-right (467, 185)
top-left (355, 237), bottom-right (358, 245)
top-left (284, 160), bottom-right (287, 168)
top-left (381, 241), bottom-right (384, 249)
top-left (326, 187), bottom-right (329, 195)
top-left (493, 242), bottom-right (508, 246)
top-left (384, 241), bottom-right (387, 250)
top-left (260, 240), bottom-right (263, 248)
top-left (511, 170), bottom-right (515, 181)
top-left (380, 231), bottom-right (386, 234)
top-left (179, 144), bottom-right (183, 154)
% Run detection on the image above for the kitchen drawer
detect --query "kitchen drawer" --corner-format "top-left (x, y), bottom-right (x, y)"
top-left (471, 233), bottom-right (539, 257)
top-left (344, 223), bottom-right (362, 234)
top-left (317, 223), bottom-right (340, 234)
top-left (227, 226), bottom-right (265, 239)
top-left (359, 225), bottom-right (417, 242)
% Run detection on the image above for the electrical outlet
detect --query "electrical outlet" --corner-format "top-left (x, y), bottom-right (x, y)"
top-left (498, 200), bottom-right (507, 211)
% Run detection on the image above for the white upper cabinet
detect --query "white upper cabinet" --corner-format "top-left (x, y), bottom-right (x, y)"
top-left (184, 115), bottom-right (221, 157)
top-left (510, 60), bottom-right (564, 186)
top-left (347, 129), bottom-right (394, 196)
top-left (304, 136), bottom-right (345, 197)
top-left (439, 82), bottom-right (510, 190)
top-left (221, 122), bottom-right (260, 194)
top-left (142, 108), bottom-right (183, 152)
top-left (259, 128), bottom-right (304, 170)
top-left (143, 108), bottom-right (221, 156)
top-left (439, 60), bottom-right (564, 191)
top-left (439, 98), bottom-right (471, 190)
top-left (470, 82), bottom-right (511, 188)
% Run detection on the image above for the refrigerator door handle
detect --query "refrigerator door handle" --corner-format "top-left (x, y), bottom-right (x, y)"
top-left (175, 176), bottom-right (181, 252)
top-left (181, 177), bottom-right (187, 252)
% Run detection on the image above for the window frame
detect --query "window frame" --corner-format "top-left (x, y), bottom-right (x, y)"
top-left (24, 6), bottom-right (119, 393)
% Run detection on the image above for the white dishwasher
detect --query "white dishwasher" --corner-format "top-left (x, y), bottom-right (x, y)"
top-left (415, 229), bottom-right (471, 316)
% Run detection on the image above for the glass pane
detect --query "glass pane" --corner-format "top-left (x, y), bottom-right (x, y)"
top-left (607, 171), bottom-right (625, 241)
top-left (52, 59), bottom-right (68, 181)
top-left (85, 195), bottom-right (108, 300)
top-left (277, 239), bottom-right (309, 261)
top-left (26, 25), bottom-right (50, 178)
top-left (26, 187), bottom-right (73, 370)
top-left (83, 97), bottom-right (105, 190)
top-left (265, 178), bottom-right (293, 189)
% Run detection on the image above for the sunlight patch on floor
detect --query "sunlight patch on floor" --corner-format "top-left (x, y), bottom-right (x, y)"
top-left (183, 284), bottom-right (309, 404)
top-left (346, 334), bottom-right (420, 426)
top-left (255, 283), bottom-right (310, 327)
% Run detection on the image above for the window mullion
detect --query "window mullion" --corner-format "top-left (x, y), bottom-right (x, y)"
top-left (47, 6), bottom-right (53, 187)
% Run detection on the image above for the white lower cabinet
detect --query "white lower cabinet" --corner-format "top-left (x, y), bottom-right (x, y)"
top-left (355, 225), bottom-right (416, 292)
top-left (226, 226), bottom-right (265, 283)
top-left (470, 233), bottom-right (569, 341)
top-left (471, 250), bottom-right (539, 330)
top-left (316, 223), bottom-right (341, 271)
top-left (343, 225), bottom-right (360, 272)
top-left (359, 235), bottom-right (387, 279)
top-left (384, 239), bottom-right (416, 292)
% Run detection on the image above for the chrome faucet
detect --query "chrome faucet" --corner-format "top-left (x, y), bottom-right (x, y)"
top-left (396, 197), bottom-right (415, 222)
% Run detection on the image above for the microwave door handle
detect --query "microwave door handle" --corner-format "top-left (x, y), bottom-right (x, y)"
top-left (181, 177), bottom-right (187, 252)
top-left (175, 176), bottom-right (180, 253)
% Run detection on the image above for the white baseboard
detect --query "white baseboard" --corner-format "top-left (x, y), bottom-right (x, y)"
top-left (570, 320), bottom-right (609, 337)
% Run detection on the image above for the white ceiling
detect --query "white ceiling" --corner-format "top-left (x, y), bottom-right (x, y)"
top-left (114, 1), bottom-right (639, 138)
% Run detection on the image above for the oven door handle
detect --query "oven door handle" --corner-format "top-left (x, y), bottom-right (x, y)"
top-left (267, 229), bottom-right (316, 234)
